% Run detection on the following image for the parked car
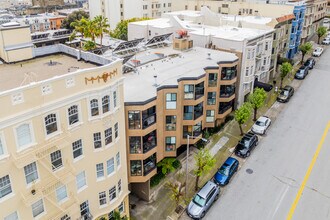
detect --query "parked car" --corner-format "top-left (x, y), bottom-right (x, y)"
top-left (322, 38), bottom-right (330, 45)
top-left (235, 132), bottom-right (259, 158)
top-left (295, 65), bottom-right (309, 79)
top-left (277, 85), bottom-right (294, 103)
top-left (313, 47), bottom-right (323, 57)
top-left (304, 57), bottom-right (315, 69)
top-left (187, 181), bottom-right (220, 219)
top-left (251, 116), bottom-right (272, 135)
top-left (213, 157), bottom-right (239, 186)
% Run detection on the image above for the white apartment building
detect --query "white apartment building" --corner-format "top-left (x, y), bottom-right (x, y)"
top-left (128, 9), bottom-right (274, 105)
top-left (89, 0), bottom-right (172, 30)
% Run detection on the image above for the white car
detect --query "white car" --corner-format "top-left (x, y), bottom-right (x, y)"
top-left (251, 116), bottom-right (271, 135)
top-left (323, 38), bottom-right (330, 45)
top-left (313, 47), bottom-right (324, 57)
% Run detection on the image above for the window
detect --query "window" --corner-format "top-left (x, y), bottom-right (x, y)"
top-left (184, 84), bottom-right (194, 99)
top-left (105, 128), bottom-right (112, 145)
top-left (118, 202), bottom-right (124, 213)
top-left (183, 106), bottom-right (193, 120)
top-left (165, 116), bottom-right (176, 131)
top-left (16, 123), bottom-right (32, 148)
top-left (107, 158), bottom-right (115, 175)
top-left (220, 85), bottom-right (235, 97)
top-left (130, 160), bottom-right (142, 176)
top-left (50, 150), bottom-right (63, 171)
top-left (113, 91), bottom-right (117, 108)
top-left (99, 191), bottom-right (107, 206)
top-left (72, 139), bottom-right (83, 159)
top-left (45, 114), bottom-right (58, 135)
top-left (114, 123), bottom-right (119, 138)
top-left (183, 122), bottom-right (202, 138)
top-left (166, 93), bottom-right (177, 109)
top-left (24, 162), bottom-right (38, 184)
top-left (206, 110), bottom-right (215, 122)
top-left (245, 67), bottom-right (250, 77)
top-left (32, 199), bottom-right (44, 218)
top-left (129, 137), bottom-right (142, 154)
top-left (194, 102), bottom-right (203, 120)
top-left (116, 152), bottom-right (120, 167)
top-left (96, 163), bottom-right (104, 179)
top-left (143, 130), bottom-right (157, 153)
top-left (128, 111), bottom-right (141, 129)
top-left (195, 82), bottom-right (204, 100)
top-left (143, 153), bottom-right (156, 176)
top-left (207, 92), bottom-right (216, 105)
top-left (0, 136), bottom-right (5, 156)
top-left (142, 106), bottom-right (156, 129)
top-left (60, 214), bottom-right (70, 220)
top-left (76, 171), bottom-right (86, 190)
top-left (94, 132), bottom-right (102, 149)
top-left (4, 211), bottom-right (18, 220)
top-left (109, 186), bottom-right (116, 202)
top-left (102, 95), bottom-right (110, 113)
top-left (118, 179), bottom-right (122, 193)
top-left (165, 137), bottom-right (176, 151)
top-left (68, 105), bottom-right (79, 125)
top-left (80, 201), bottom-right (90, 218)
top-left (208, 73), bottom-right (217, 87)
top-left (0, 175), bottom-right (12, 199)
top-left (56, 185), bottom-right (68, 202)
top-left (90, 99), bottom-right (99, 116)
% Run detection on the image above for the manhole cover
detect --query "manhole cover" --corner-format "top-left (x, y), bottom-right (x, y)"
top-left (246, 168), bottom-right (253, 174)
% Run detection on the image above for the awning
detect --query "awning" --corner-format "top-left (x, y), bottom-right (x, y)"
top-left (254, 80), bottom-right (273, 92)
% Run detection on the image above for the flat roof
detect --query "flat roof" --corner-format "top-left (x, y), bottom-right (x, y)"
top-left (0, 54), bottom-right (96, 92)
top-left (123, 46), bottom-right (238, 103)
top-left (221, 15), bottom-right (273, 25)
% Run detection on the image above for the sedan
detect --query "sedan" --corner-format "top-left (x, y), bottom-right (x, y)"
top-left (322, 38), bottom-right (330, 45)
top-left (313, 47), bottom-right (323, 57)
top-left (251, 116), bottom-right (272, 135)
top-left (295, 65), bottom-right (309, 79)
top-left (277, 85), bottom-right (294, 103)
top-left (214, 157), bottom-right (239, 186)
top-left (304, 58), bottom-right (315, 69)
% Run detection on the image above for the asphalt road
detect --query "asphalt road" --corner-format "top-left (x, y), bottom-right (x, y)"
top-left (182, 46), bottom-right (330, 220)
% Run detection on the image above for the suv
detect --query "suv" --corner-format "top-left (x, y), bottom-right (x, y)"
top-left (235, 132), bottom-right (259, 158)
top-left (295, 65), bottom-right (309, 79)
top-left (214, 157), bottom-right (239, 186)
top-left (187, 181), bottom-right (220, 219)
top-left (304, 58), bottom-right (315, 70)
top-left (277, 85), bottom-right (294, 103)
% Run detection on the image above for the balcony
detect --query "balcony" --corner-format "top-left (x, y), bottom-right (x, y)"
top-left (142, 106), bottom-right (156, 129)
top-left (183, 122), bottom-right (202, 138)
top-left (194, 82), bottom-right (205, 100)
top-left (194, 102), bottom-right (204, 120)
top-left (219, 101), bottom-right (234, 114)
top-left (219, 85), bottom-right (235, 102)
top-left (143, 153), bottom-right (156, 176)
top-left (221, 66), bottom-right (237, 80)
top-left (143, 130), bottom-right (157, 153)
top-left (130, 137), bottom-right (142, 154)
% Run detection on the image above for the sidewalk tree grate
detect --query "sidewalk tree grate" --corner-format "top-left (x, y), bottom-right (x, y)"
top-left (246, 168), bottom-right (253, 174)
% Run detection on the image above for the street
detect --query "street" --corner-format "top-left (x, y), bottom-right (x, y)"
top-left (183, 46), bottom-right (330, 220)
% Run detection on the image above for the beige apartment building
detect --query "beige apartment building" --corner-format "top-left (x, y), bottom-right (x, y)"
top-left (123, 39), bottom-right (238, 200)
top-left (0, 24), bottom-right (130, 220)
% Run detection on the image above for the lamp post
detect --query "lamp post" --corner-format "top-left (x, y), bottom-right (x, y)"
top-left (185, 134), bottom-right (208, 197)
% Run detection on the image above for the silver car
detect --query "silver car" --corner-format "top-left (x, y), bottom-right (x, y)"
top-left (187, 181), bottom-right (220, 219)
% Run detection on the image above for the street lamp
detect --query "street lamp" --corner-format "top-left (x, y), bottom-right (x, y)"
top-left (185, 134), bottom-right (208, 197)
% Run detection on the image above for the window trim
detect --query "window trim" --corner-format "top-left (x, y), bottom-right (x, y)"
top-left (107, 158), bottom-right (115, 176)
top-left (56, 184), bottom-right (68, 203)
top-left (50, 150), bottom-right (63, 171)
top-left (165, 93), bottom-right (177, 109)
top-left (13, 121), bottom-right (36, 152)
top-left (76, 171), bottom-right (87, 192)
top-left (44, 112), bottom-right (61, 139)
top-left (24, 162), bottom-right (39, 185)
top-left (0, 174), bottom-right (13, 200)
top-left (31, 199), bottom-right (45, 218)
top-left (0, 132), bottom-right (8, 159)
top-left (72, 139), bottom-right (83, 160)
top-left (67, 104), bottom-right (81, 128)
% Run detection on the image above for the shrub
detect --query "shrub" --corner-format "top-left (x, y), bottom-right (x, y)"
top-left (172, 159), bottom-right (181, 169)
top-left (196, 139), bottom-right (207, 149)
top-left (225, 115), bottom-right (234, 123)
top-left (277, 57), bottom-right (293, 65)
top-left (150, 172), bottom-right (165, 187)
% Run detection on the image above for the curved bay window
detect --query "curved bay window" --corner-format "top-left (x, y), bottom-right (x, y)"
top-left (194, 102), bottom-right (203, 120)
top-left (221, 66), bottom-right (237, 80)
top-left (68, 105), bottom-right (79, 125)
top-left (194, 82), bottom-right (204, 100)
top-left (129, 136), bottom-right (142, 154)
top-left (142, 106), bottom-right (156, 129)
top-left (220, 85), bottom-right (235, 97)
top-left (143, 153), bottom-right (156, 176)
top-left (219, 100), bottom-right (234, 114)
top-left (90, 99), bottom-right (99, 116)
top-left (130, 160), bottom-right (142, 176)
top-left (143, 130), bottom-right (157, 153)
top-left (128, 111), bottom-right (141, 129)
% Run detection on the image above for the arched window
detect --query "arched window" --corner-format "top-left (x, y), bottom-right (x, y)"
top-left (102, 95), bottom-right (110, 113)
top-left (68, 105), bottom-right (79, 125)
top-left (90, 99), bottom-right (99, 116)
top-left (45, 114), bottom-right (58, 135)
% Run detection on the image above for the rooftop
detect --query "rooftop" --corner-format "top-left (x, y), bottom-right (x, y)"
top-left (0, 54), bottom-right (96, 92)
top-left (123, 46), bottom-right (238, 103)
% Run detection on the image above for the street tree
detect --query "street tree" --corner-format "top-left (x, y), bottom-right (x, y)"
top-left (193, 149), bottom-right (215, 191)
top-left (299, 42), bottom-right (313, 64)
top-left (61, 10), bottom-right (89, 30)
top-left (110, 17), bottom-right (150, 40)
top-left (279, 62), bottom-right (293, 89)
top-left (248, 88), bottom-right (267, 121)
top-left (234, 102), bottom-right (252, 135)
top-left (166, 180), bottom-right (186, 209)
top-left (94, 15), bottom-right (110, 46)
top-left (317, 26), bottom-right (327, 44)
top-left (157, 158), bottom-right (176, 175)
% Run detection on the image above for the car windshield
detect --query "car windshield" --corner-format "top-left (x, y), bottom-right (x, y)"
top-left (193, 194), bottom-right (206, 207)
top-left (218, 165), bottom-right (230, 176)
top-left (239, 139), bottom-right (250, 147)
top-left (236, 143), bottom-right (248, 151)
top-left (281, 90), bottom-right (289, 96)
top-left (256, 121), bottom-right (265, 126)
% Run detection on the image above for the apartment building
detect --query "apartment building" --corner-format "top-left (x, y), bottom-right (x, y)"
top-left (32, 0), bottom-right (65, 7)
top-left (128, 9), bottom-right (274, 105)
top-left (0, 23), bottom-right (130, 220)
top-left (122, 40), bottom-right (238, 200)
top-left (89, 0), bottom-right (172, 30)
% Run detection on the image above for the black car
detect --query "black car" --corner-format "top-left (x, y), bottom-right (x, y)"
top-left (294, 65), bottom-right (309, 79)
top-left (235, 132), bottom-right (259, 158)
top-left (277, 85), bottom-right (294, 103)
top-left (304, 58), bottom-right (315, 70)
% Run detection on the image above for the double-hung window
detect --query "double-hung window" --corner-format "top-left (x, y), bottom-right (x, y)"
top-left (45, 114), bottom-right (58, 135)
top-left (102, 95), bottom-right (110, 113)
top-left (94, 132), bottom-right (102, 149)
top-left (68, 105), bottom-right (79, 125)
top-left (72, 139), bottom-right (83, 159)
top-left (96, 163), bottom-right (104, 179)
top-left (113, 91), bottom-right (117, 108)
top-left (99, 191), bottom-right (107, 206)
top-left (109, 186), bottom-right (116, 202)
top-left (184, 85), bottom-right (194, 99)
top-left (107, 158), bottom-right (115, 175)
top-left (16, 123), bottom-right (32, 148)
top-left (24, 162), bottom-right (38, 184)
top-left (90, 99), bottom-right (99, 116)
top-left (31, 199), bottom-right (44, 218)
top-left (0, 136), bottom-right (4, 156)
top-left (116, 152), bottom-right (120, 167)
top-left (166, 93), bottom-right (177, 109)
top-left (114, 123), bottom-right (119, 138)
top-left (105, 128), bottom-right (112, 145)
top-left (4, 211), bottom-right (18, 220)
top-left (76, 171), bottom-right (86, 190)
top-left (118, 179), bottom-right (122, 193)
top-left (0, 175), bottom-right (12, 199)
top-left (56, 185), bottom-right (68, 202)
top-left (50, 150), bottom-right (63, 171)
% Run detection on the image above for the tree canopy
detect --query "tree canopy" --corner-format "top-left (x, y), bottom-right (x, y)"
top-left (61, 10), bottom-right (89, 30)
top-left (248, 88), bottom-right (267, 121)
top-left (317, 26), bottom-right (327, 44)
top-left (110, 17), bottom-right (150, 40)
top-left (234, 102), bottom-right (252, 135)
top-left (299, 42), bottom-right (313, 64)
top-left (279, 62), bottom-right (293, 89)
top-left (193, 149), bottom-right (215, 191)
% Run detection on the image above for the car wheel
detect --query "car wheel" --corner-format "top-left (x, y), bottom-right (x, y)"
top-left (200, 211), bottom-right (206, 219)
top-left (246, 151), bottom-right (251, 157)
top-left (215, 193), bottom-right (219, 201)
top-left (263, 130), bottom-right (266, 135)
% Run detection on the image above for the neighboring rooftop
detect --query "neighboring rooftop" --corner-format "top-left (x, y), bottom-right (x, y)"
top-left (0, 54), bottom-right (96, 92)
top-left (123, 46), bottom-right (238, 103)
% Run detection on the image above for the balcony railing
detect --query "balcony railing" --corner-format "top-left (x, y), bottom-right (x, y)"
top-left (219, 104), bottom-right (232, 114)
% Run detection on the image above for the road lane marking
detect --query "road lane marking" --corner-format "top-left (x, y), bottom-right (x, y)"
top-left (286, 121), bottom-right (330, 220)
top-left (272, 184), bottom-right (290, 220)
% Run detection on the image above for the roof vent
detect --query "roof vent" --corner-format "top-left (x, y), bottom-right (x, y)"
top-left (207, 53), bottom-right (211, 60)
